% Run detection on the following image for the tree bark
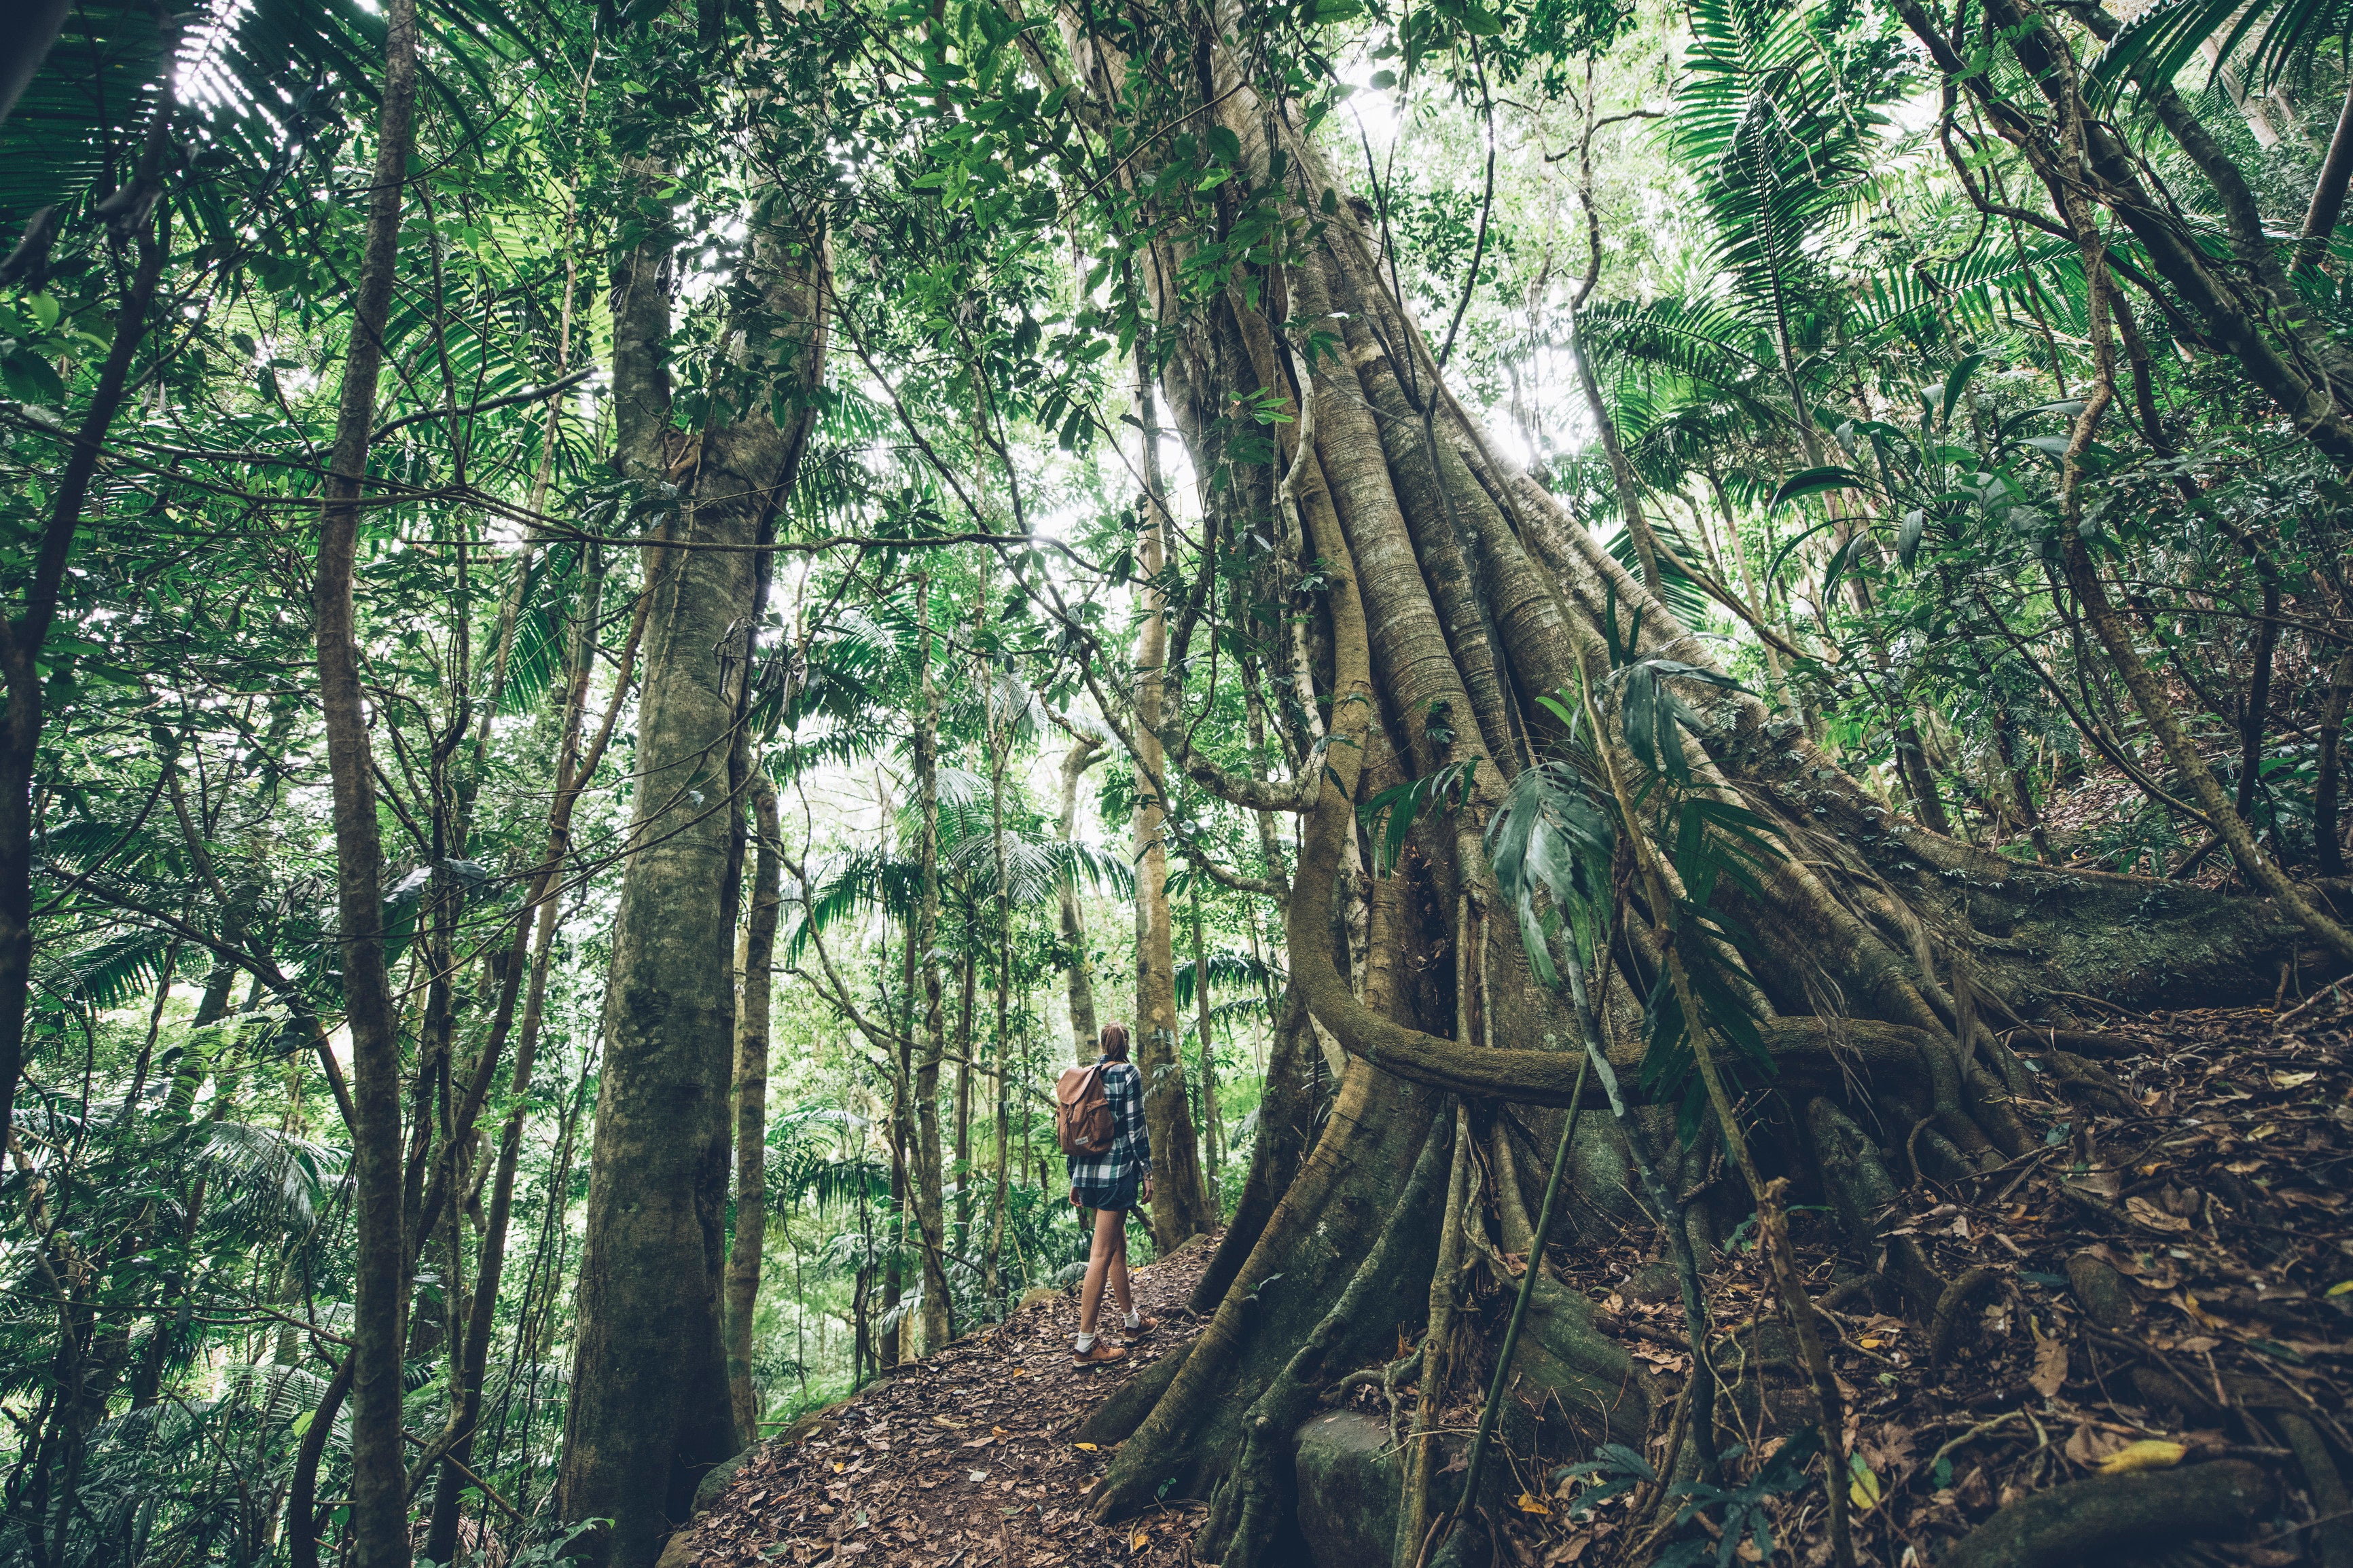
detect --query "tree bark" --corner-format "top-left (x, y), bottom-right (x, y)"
top-left (987, 714), bottom-right (1014, 1299)
top-left (2297, 77), bottom-right (2353, 274)
top-left (1186, 876), bottom-right (1222, 1192)
top-left (312, 7), bottom-right (420, 1567)
top-left (1131, 354), bottom-right (1217, 1247)
top-left (1056, 733), bottom-right (1106, 1059)
top-left (0, 80), bottom-right (173, 1152)
top-left (725, 774), bottom-right (781, 1440)
top-left (908, 578), bottom-right (956, 1354)
top-left (423, 545), bottom-right (617, 1567)
top-left (954, 938), bottom-right (975, 1237)
top-left (2318, 646), bottom-right (2353, 877)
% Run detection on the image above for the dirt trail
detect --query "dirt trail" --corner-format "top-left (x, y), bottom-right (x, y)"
top-left (683, 1235), bottom-right (1215, 1568)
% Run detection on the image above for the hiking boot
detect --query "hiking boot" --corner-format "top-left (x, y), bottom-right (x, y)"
top-left (1121, 1315), bottom-right (1158, 1337)
top-left (1073, 1340), bottom-right (1127, 1366)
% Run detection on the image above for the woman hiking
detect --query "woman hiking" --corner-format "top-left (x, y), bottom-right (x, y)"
top-left (1066, 1023), bottom-right (1156, 1364)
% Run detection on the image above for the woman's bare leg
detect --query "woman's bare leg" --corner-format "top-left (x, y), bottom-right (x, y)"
top-left (1107, 1216), bottom-right (1134, 1316)
top-left (1078, 1205), bottom-right (1124, 1338)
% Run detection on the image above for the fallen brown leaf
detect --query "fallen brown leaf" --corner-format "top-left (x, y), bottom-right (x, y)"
top-left (2126, 1196), bottom-right (2191, 1233)
top-left (2030, 1332), bottom-right (2069, 1398)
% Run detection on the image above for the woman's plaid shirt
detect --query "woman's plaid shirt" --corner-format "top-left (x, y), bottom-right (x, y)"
top-left (1066, 1056), bottom-right (1151, 1192)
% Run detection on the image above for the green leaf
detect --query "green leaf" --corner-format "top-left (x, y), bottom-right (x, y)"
top-left (1821, 532), bottom-right (1866, 606)
top-left (3, 349), bottom-right (67, 406)
top-left (1764, 519), bottom-right (1838, 586)
top-left (1897, 509), bottom-right (1926, 568)
top-left (1941, 352), bottom-right (1987, 426)
top-left (1770, 467), bottom-right (1869, 511)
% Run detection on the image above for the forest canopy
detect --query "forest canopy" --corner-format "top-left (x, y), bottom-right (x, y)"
top-left (2, 0), bottom-right (2351, 1562)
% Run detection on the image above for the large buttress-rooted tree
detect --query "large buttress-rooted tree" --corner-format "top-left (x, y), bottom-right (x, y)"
top-left (555, 152), bottom-right (826, 1567)
top-left (1018, 10), bottom-right (2332, 1562)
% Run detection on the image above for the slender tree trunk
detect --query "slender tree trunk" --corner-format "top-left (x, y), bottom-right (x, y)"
top-left (1567, 321), bottom-right (1662, 594)
top-left (2227, 528), bottom-right (2283, 829)
top-left (954, 939), bottom-right (975, 1237)
top-left (1056, 734), bottom-right (1105, 1059)
top-left (879, 898), bottom-right (912, 1369)
top-left (725, 775), bottom-right (780, 1441)
top-left (1187, 877), bottom-right (1221, 1192)
top-left (2061, 536), bottom-right (2353, 963)
top-left (986, 717), bottom-right (1012, 1299)
top-left (0, 89), bottom-right (173, 1150)
top-left (2318, 646), bottom-right (2353, 877)
top-left (312, 7), bottom-right (420, 1567)
top-left (910, 577), bottom-right (955, 1354)
top-left (2297, 77), bottom-right (2353, 274)
top-left (1131, 355), bottom-right (1215, 1248)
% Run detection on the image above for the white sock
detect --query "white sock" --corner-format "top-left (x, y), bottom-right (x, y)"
top-left (1075, 1332), bottom-right (1095, 1351)
top-left (1123, 1309), bottom-right (1142, 1329)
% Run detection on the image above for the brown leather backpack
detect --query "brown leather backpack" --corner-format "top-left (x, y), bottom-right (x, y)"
top-left (1055, 1063), bottom-right (1116, 1156)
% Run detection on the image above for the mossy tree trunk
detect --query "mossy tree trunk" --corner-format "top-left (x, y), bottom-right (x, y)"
top-left (555, 140), bottom-right (825, 1568)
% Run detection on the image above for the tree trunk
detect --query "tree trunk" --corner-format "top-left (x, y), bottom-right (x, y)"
top-left (556, 136), bottom-right (825, 1567)
top-left (954, 938), bottom-right (975, 1237)
top-left (878, 886), bottom-right (913, 1370)
top-left (1132, 354), bottom-right (1217, 1249)
top-left (1187, 877), bottom-right (1221, 1192)
top-left (2297, 76), bottom-right (2353, 274)
top-left (2318, 646), bottom-right (2353, 877)
top-left (725, 773), bottom-right (781, 1440)
top-left (0, 49), bottom-right (173, 1151)
top-left (908, 577), bottom-right (956, 1355)
top-left (1056, 733), bottom-right (1106, 1059)
top-left (987, 717), bottom-right (1013, 1300)
top-left (1567, 318), bottom-right (1662, 594)
top-left (424, 546), bottom-right (619, 1567)
top-left (312, 7), bottom-right (420, 1566)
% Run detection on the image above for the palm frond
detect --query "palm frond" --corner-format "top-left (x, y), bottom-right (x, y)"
top-left (1172, 949), bottom-right (1282, 1011)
